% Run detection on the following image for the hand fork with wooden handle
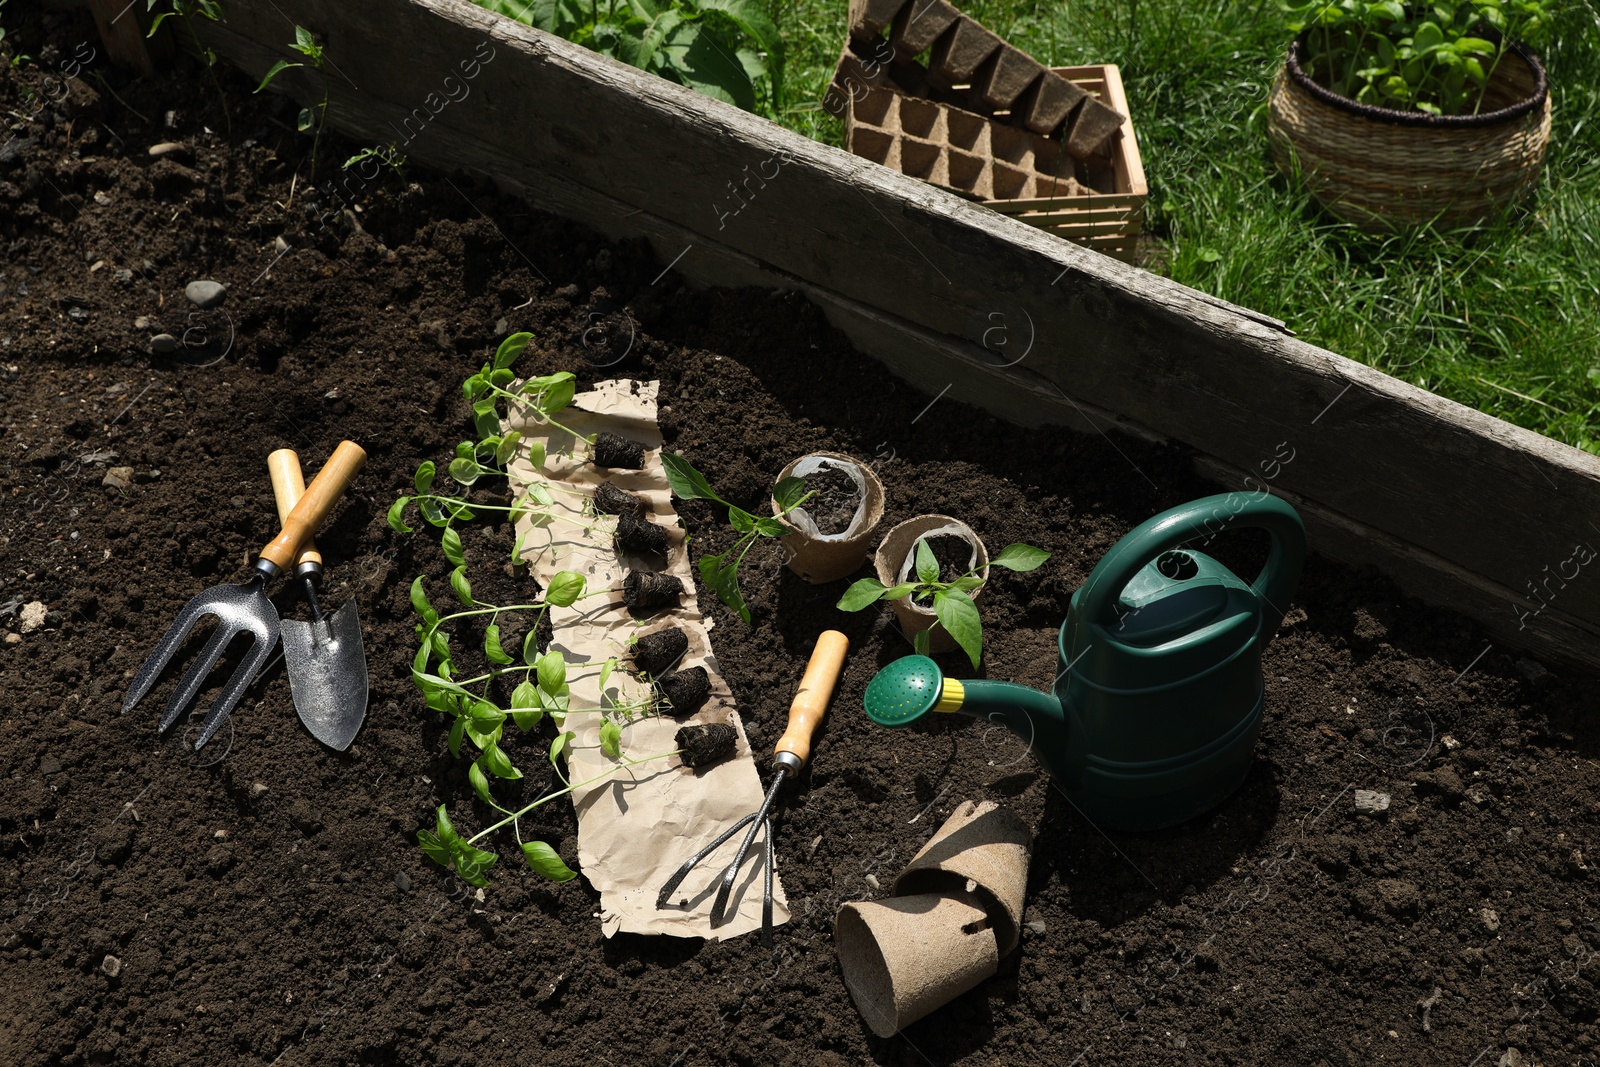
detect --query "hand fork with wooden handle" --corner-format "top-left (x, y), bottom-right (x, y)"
top-left (121, 441), bottom-right (366, 751)
top-left (655, 630), bottom-right (849, 941)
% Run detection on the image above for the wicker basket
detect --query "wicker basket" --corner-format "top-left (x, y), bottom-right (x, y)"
top-left (1266, 34), bottom-right (1550, 230)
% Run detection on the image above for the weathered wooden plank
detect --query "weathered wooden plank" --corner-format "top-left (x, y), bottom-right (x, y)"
top-left (86, 0), bottom-right (163, 75)
top-left (177, 0), bottom-right (1600, 671)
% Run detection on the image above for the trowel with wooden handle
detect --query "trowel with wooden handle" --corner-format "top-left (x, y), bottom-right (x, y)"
top-left (268, 448), bottom-right (369, 750)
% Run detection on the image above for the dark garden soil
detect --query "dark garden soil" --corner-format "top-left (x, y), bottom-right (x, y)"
top-left (799, 466), bottom-right (862, 537)
top-left (4, 10), bottom-right (1600, 1067)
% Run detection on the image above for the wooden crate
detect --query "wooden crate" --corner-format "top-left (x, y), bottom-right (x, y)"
top-left (87, 0), bottom-right (1600, 673)
top-left (840, 61), bottom-right (1147, 262)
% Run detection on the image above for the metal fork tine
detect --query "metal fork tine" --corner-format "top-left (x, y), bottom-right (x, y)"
top-left (155, 614), bottom-right (233, 734)
top-left (193, 624), bottom-right (276, 751)
top-left (122, 594), bottom-right (218, 716)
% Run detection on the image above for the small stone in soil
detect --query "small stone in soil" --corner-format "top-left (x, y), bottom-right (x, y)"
top-left (657, 666), bottom-right (711, 717)
top-left (150, 333), bottom-right (179, 355)
top-left (593, 481), bottom-right (646, 518)
top-left (1354, 789), bottom-right (1390, 814)
top-left (19, 602), bottom-right (46, 633)
top-left (615, 511), bottom-right (669, 557)
top-left (592, 431), bottom-right (645, 470)
top-left (148, 142), bottom-right (188, 158)
top-left (184, 280), bottom-right (226, 308)
top-left (797, 465), bottom-right (862, 536)
top-left (623, 569), bottom-right (682, 615)
top-left (633, 627), bottom-right (688, 677)
top-left (101, 955), bottom-right (122, 979)
top-left (102, 467), bottom-right (134, 490)
top-left (395, 871), bottom-right (411, 893)
top-left (675, 723), bottom-right (736, 769)
top-left (249, 781), bottom-right (269, 798)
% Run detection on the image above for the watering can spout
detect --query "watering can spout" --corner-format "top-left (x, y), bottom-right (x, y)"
top-left (863, 657), bottom-right (1066, 757)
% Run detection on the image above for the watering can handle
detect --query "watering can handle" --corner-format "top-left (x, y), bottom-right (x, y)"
top-left (1076, 492), bottom-right (1307, 644)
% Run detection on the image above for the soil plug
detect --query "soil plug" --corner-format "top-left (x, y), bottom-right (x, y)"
top-left (594, 482), bottom-right (647, 518)
top-left (675, 722), bottom-right (737, 769)
top-left (633, 627), bottom-right (689, 677)
top-left (615, 511), bottom-right (670, 557)
top-left (593, 431), bottom-right (646, 470)
top-left (624, 569), bottom-right (683, 615)
top-left (657, 666), bottom-right (711, 717)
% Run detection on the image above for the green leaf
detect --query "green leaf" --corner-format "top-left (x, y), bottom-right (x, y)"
top-left (414, 460), bottom-right (436, 495)
top-left (451, 841), bottom-right (498, 887)
top-left (435, 804), bottom-right (459, 842)
top-left (728, 507), bottom-right (756, 534)
top-left (699, 552), bottom-right (750, 624)
top-left (549, 729), bottom-right (576, 767)
top-left (496, 430), bottom-right (523, 467)
top-left (441, 526), bottom-right (466, 566)
top-left (469, 760), bottom-right (493, 804)
top-left (409, 576), bottom-right (439, 625)
top-left (912, 628), bottom-right (931, 657)
top-left (294, 24), bottom-right (315, 53)
top-left (836, 578), bottom-right (888, 611)
top-left (387, 496), bottom-right (414, 534)
top-left (449, 456), bottom-right (482, 486)
top-left (696, 0), bottom-right (782, 58)
top-left (659, 21), bottom-right (756, 111)
top-left (1413, 20), bottom-right (1444, 50)
top-left (934, 587), bottom-right (984, 671)
top-left (255, 58), bottom-right (300, 93)
top-left (754, 516), bottom-right (789, 538)
top-left (419, 498), bottom-right (447, 527)
top-left (772, 475), bottom-right (807, 512)
top-left (661, 452), bottom-right (723, 503)
top-left (950, 575), bottom-right (985, 593)
top-left (541, 376), bottom-right (576, 415)
top-left (511, 680), bottom-right (544, 731)
top-left (989, 543), bottom-right (1051, 572)
top-left (537, 650), bottom-right (567, 694)
top-left (495, 331), bottom-right (534, 369)
top-left (449, 565), bottom-right (473, 606)
top-left (483, 742), bottom-right (522, 780)
top-left (915, 539), bottom-right (940, 584)
top-left (297, 107), bottom-right (315, 133)
top-left (521, 840), bottom-right (577, 882)
top-left (528, 440), bottom-right (547, 469)
top-left (448, 717), bottom-right (466, 757)
top-left (599, 658), bottom-right (615, 693)
top-left (473, 399), bottom-right (502, 443)
top-left (417, 828), bottom-right (453, 868)
top-left (599, 720), bottom-right (622, 758)
top-left (484, 624), bottom-right (514, 665)
top-left (544, 570), bottom-right (587, 607)
top-left (522, 628), bottom-right (541, 666)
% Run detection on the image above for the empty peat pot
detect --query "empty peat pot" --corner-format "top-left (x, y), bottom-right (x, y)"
top-left (874, 515), bottom-right (989, 654)
top-left (862, 493), bottom-right (1307, 831)
top-left (770, 452), bottom-right (885, 583)
top-left (836, 800), bottom-right (1034, 1036)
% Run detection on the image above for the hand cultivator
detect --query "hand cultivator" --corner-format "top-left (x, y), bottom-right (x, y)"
top-left (657, 630), bottom-right (849, 940)
top-left (121, 441), bottom-right (366, 750)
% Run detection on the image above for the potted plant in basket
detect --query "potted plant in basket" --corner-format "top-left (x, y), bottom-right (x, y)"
top-left (1268, 0), bottom-right (1554, 229)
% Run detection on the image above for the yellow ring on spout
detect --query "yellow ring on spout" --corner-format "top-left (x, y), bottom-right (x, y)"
top-left (934, 678), bottom-right (965, 713)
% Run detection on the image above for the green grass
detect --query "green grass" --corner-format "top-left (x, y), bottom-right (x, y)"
top-left (767, 0), bottom-right (1600, 453)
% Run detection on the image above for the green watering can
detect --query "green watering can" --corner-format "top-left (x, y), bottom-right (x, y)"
top-left (864, 493), bottom-right (1306, 831)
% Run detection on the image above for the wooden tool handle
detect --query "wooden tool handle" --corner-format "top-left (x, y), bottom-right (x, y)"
top-left (258, 441), bottom-right (366, 571)
top-left (773, 630), bottom-right (849, 767)
top-left (267, 449), bottom-right (321, 570)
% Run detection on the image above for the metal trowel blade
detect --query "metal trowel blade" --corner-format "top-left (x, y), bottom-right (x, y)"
top-left (281, 596), bottom-right (369, 751)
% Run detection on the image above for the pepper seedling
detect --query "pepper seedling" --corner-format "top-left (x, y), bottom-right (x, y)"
top-left (661, 453), bottom-right (811, 624)
top-left (836, 540), bottom-right (1051, 669)
top-left (254, 25), bottom-right (330, 185)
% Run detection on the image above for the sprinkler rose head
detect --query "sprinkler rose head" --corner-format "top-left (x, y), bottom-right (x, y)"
top-left (864, 656), bottom-right (945, 726)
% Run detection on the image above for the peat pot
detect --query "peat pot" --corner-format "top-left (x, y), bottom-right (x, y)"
top-left (771, 452), bottom-right (885, 583)
top-left (1267, 33), bottom-right (1550, 229)
top-left (874, 515), bottom-right (989, 655)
